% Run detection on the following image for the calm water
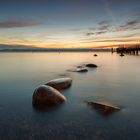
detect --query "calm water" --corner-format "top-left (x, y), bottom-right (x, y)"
top-left (0, 52), bottom-right (140, 140)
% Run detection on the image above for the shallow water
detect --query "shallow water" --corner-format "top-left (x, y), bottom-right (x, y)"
top-left (0, 52), bottom-right (140, 140)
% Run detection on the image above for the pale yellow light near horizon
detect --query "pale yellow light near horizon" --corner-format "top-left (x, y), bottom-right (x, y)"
top-left (0, 32), bottom-right (140, 49)
top-left (1, 40), bottom-right (140, 49)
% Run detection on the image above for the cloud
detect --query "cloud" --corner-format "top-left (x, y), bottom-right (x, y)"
top-left (98, 20), bottom-right (111, 30)
top-left (83, 38), bottom-right (140, 43)
top-left (86, 32), bottom-right (95, 36)
top-left (116, 20), bottom-right (140, 31)
top-left (96, 31), bottom-right (107, 35)
top-left (85, 20), bottom-right (111, 36)
top-left (85, 18), bottom-right (140, 38)
top-left (98, 20), bottom-right (111, 26)
top-left (98, 25), bottom-right (110, 30)
top-left (0, 20), bottom-right (41, 28)
top-left (86, 30), bottom-right (107, 36)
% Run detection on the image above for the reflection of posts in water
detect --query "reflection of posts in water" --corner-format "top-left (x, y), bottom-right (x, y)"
top-left (111, 48), bottom-right (114, 53)
top-left (116, 45), bottom-right (139, 55)
top-left (136, 48), bottom-right (139, 55)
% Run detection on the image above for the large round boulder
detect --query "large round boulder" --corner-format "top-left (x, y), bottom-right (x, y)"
top-left (45, 78), bottom-right (72, 90)
top-left (33, 85), bottom-right (66, 108)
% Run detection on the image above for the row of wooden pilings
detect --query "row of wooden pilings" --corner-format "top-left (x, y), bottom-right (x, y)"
top-left (113, 47), bottom-right (140, 55)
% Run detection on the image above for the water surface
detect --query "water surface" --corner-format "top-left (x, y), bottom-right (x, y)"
top-left (0, 52), bottom-right (140, 140)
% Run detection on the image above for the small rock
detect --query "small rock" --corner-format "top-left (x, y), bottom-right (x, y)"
top-left (58, 73), bottom-right (70, 77)
top-left (77, 65), bottom-right (84, 68)
top-left (86, 101), bottom-right (120, 115)
top-left (76, 68), bottom-right (88, 72)
top-left (33, 85), bottom-right (66, 108)
top-left (94, 54), bottom-right (98, 57)
top-left (45, 78), bottom-right (72, 90)
top-left (86, 63), bottom-right (97, 68)
top-left (68, 68), bottom-right (88, 73)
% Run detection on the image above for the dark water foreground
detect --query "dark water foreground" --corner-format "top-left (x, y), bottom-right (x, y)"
top-left (0, 52), bottom-right (140, 140)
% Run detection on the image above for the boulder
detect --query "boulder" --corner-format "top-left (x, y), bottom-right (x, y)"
top-left (87, 101), bottom-right (120, 115)
top-left (86, 63), bottom-right (97, 68)
top-left (33, 85), bottom-right (66, 108)
top-left (45, 78), bottom-right (72, 90)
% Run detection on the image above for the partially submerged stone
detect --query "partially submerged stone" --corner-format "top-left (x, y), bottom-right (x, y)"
top-left (77, 65), bottom-right (84, 68)
top-left (33, 85), bottom-right (66, 108)
top-left (45, 78), bottom-right (72, 90)
top-left (86, 63), bottom-right (97, 68)
top-left (58, 73), bottom-right (70, 77)
top-left (94, 54), bottom-right (98, 57)
top-left (68, 68), bottom-right (88, 73)
top-left (87, 101), bottom-right (120, 115)
top-left (76, 68), bottom-right (88, 72)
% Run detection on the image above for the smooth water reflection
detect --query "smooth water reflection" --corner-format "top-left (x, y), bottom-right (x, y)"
top-left (0, 52), bottom-right (140, 140)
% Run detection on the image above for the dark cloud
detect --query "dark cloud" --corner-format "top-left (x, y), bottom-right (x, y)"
top-left (86, 18), bottom-right (140, 38)
top-left (86, 32), bottom-right (95, 36)
top-left (98, 20), bottom-right (111, 26)
top-left (0, 20), bottom-right (41, 28)
top-left (98, 20), bottom-right (111, 31)
top-left (86, 20), bottom-right (111, 36)
top-left (96, 31), bottom-right (107, 35)
top-left (116, 20), bottom-right (140, 31)
top-left (98, 25), bottom-right (110, 30)
top-left (86, 30), bottom-right (107, 36)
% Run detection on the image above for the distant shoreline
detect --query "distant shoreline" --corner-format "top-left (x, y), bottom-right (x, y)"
top-left (0, 48), bottom-right (111, 52)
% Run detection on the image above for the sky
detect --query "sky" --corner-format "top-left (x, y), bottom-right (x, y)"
top-left (0, 0), bottom-right (140, 49)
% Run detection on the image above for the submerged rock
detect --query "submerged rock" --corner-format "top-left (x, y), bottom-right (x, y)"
top-left (33, 85), bottom-right (66, 108)
top-left (86, 63), bottom-right (97, 68)
top-left (58, 73), bottom-right (70, 77)
top-left (76, 68), bottom-right (88, 72)
top-left (45, 78), bottom-right (72, 90)
top-left (94, 54), bottom-right (98, 57)
top-left (77, 65), bottom-right (84, 68)
top-left (86, 101), bottom-right (120, 115)
top-left (68, 68), bottom-right (88, 73)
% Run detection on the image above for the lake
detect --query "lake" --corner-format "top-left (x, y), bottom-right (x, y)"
top-left (0, 52), bottom-right (140, 140)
